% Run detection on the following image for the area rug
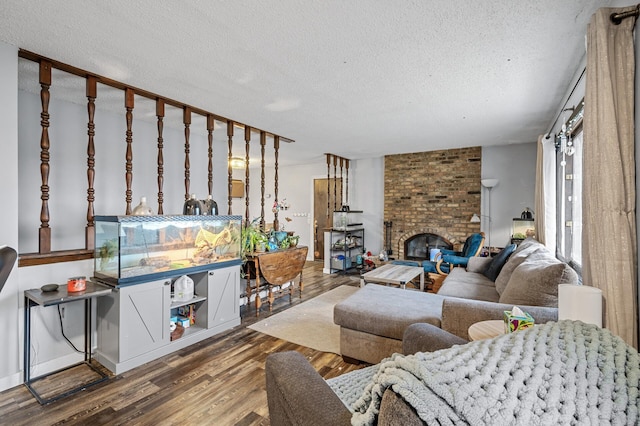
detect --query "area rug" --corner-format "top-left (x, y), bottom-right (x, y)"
top-left (248, 285), bottom-right (359, 355)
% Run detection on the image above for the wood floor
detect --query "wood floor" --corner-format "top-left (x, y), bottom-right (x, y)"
top-left (0, 261), bottom-right (366, 426)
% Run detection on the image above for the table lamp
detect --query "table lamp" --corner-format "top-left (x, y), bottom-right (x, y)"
top-left (558, 284), bottom-right (603, 327)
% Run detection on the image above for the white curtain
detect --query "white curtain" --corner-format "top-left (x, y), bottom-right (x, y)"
top-left (534, 134), bottom-right (556, 255)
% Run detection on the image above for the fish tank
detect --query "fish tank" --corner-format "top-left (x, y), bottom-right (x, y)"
top-left (94, 215), bottom-right (242, 285)
top-left (512, 218), bottom-right (536, 242)
top-left (332, 210), bottom-right (363, 230)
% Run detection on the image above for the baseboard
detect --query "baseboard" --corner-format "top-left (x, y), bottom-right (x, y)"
top-left (0, 371), bottom-right (22, 393)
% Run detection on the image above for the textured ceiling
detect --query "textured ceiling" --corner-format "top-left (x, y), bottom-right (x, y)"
top-left (0, 0), bottom-right (617, 166)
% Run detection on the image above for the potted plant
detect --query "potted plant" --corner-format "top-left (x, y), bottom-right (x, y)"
top-left (288, 235), bottom-right (300, 248)
top-left (242, 220), bottom-right (268, 254)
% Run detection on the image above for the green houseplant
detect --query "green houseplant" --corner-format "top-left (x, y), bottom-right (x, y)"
top-left (241, 218), bottom-right (268, 255)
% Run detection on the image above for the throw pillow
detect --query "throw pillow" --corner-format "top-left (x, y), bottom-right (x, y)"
top-left (494, 242), bottom-right (543, 295)
top-left (482, 244), bottom-right (517, 282)
top-left (498, 251), bottom-right (579, 307)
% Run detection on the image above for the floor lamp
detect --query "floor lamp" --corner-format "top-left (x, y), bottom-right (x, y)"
top-left (481, 178), bottom-right (499, 250)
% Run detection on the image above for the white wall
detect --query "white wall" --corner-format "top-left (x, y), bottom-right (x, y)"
top-left (0, 41), bottom-right (20, 391)
top-left (481, 143), bottom-right (537, 248)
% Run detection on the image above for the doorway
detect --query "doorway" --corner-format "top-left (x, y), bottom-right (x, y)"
top-left (313, 178), bottom-right (342, 260)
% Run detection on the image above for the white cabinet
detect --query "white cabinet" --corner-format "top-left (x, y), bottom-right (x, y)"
top-left (95, 263), bottom-right (241, 374)
top-left (206, 267), bottom-right (239, 330)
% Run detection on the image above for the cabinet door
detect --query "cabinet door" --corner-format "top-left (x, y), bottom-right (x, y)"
top-left (119, 279), bottom-right (170, 360)
top-left (207, 266), bottom-right (239, 328)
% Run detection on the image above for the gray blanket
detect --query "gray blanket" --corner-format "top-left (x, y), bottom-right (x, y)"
top-left (350, 320), bottom-right (640, 425)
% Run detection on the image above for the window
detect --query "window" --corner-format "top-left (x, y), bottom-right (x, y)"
top-left (556, 101), bottom-right (583, 272)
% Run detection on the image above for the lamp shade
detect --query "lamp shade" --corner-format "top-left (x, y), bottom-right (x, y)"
top-left (558, 284), bottom-right (603, 327)
top-left (481, 178), bottom-right (499, 188)
top-left (470, 213), bottom-right (481, 223)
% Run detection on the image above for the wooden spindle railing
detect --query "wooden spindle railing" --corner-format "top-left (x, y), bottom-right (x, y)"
top-left (85, 76), bottom-right (97, 250)
top-left (183, 106), bottom-right (191, 200)
top-left (339, 158), bottom-right (344, 209)
top-left (273, 136), bottom-right (280, 231)
top-left (18, 50), bottom-right (295, 265)
top-left (124, 88), bottom-right (134, 215)
top-left (244, 126), bottom-right (251, 225)
top-left (156, 99), bottom-right (165, 214)
top-left (345, 159), bottom-right (350, 206)
top-left (227, 120), bottom-right (234, 215)
top-left (333, 155), bottom-right (337, 212)
top-left (207, 114), bottom-right (214, 197)
top-left (260, 131), bottom-right (266, 230)
top-left (326, 154), bottom-right (331, 218)
top-left (38, 60), bottom-right (52, 254)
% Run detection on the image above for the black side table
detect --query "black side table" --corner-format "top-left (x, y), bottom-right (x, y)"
top-left (24, 281), bottom-right (113, 404)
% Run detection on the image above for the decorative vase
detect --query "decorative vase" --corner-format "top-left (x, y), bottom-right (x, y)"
top-left (183, 194), bottom-right (203, 215)
top-left (131, 197), bottom-right (154, 215)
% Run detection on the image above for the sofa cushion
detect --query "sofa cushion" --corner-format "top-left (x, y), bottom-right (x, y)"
top-left (498, 251), bottom-right (579, 307)
top-left (482, 244), bottom-right (517, 281)
top-left (437, 268), bottom-right (499, 302)
top-left (334, 284), bottom-right (444, 341)
top-left (494, 241), bottom-right (545, 295)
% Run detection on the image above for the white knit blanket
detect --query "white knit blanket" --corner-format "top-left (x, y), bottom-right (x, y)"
top-left (350, 321), bottom-right (640, 425)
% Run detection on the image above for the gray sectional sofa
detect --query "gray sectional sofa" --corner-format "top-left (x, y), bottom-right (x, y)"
top-left (334, 238), bottom-right (580, 364)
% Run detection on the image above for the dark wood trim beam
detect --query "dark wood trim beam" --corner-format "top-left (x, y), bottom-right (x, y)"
top-left (19, 250), bottom-right (94, 267)
top-left (18, 49), bottom-right (295, 144)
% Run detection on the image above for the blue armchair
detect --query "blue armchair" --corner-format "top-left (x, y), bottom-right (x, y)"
top-left (392, 232), bottom-right (485, 276)
top-left (433, 232), bottom-right (485, 274)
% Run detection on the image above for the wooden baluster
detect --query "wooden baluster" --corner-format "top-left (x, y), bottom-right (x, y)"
top-left (345, 159), bottom-right (350, 206)
top-left (333, 155), bottom-right (337, 213)
top-left (183, 106), bottom-right (191, 200)
top-left (227, 120), bottom-right (234, 215)
top-left (273, 136), bottom-right (280, 231)
top-left (326, 154), bottom-right (331, 219)
top-left (39, 60), bottom-right (52, 254)
top-left (207, 114), bottom-right (214, 197)
top-left (260, 131), bottom-right (266, 230)
top-left (156, 99), bottom-right (165, 214)
top-left (339, 157), bottom-right (344, 209)
top-left (124, 88), bottom-right (134, 215)
top-left (244, 126), bottom-right (251, 225)
top-left (85, 76), bottom-right (97, 250)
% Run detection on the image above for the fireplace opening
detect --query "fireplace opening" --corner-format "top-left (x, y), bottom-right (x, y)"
top-left (404, 233), bottom-right (453, 261)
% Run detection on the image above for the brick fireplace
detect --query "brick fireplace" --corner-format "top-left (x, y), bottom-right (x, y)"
top-left (384, 147), bottom-right (482, 260)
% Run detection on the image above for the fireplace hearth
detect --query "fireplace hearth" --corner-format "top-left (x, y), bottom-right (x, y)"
top-left (404, 233), bottom-right (453, 261)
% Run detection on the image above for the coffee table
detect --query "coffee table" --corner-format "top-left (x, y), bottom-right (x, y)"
top-left (360, 263), bottom-right (425, 291)
top-left (468, 319), bottom-right (505, 341)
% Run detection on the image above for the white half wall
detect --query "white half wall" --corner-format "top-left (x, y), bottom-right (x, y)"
top-left (0, 41), bottom-right (20, 391)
